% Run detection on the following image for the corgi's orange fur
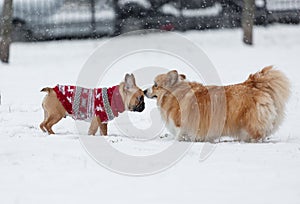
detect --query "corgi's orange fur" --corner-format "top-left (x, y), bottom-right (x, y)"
top-left (145, 66), bottom-right (290, 142)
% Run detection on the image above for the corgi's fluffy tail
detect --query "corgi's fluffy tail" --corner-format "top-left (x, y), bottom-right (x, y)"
top-left (247, 65), bottom-right (290, 105)
top-left (246, 66), bottom-right (290, 136)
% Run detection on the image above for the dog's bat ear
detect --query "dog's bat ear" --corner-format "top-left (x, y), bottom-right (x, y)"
top-left (179, 74), bottom-right (186, 80)
top-left (130, 74), bottom-right (136, 84)
top-left (124, 73), bottom-right (136, 89)
top-left (167, 70), bottom-right (178, 86)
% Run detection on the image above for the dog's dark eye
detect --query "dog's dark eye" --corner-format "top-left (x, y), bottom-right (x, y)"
top-left (153, 82), bottom-right (158, 87)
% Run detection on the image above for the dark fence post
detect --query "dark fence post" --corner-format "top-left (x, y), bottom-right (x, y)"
top-left (90, 0), bottom-right (96, 37)
top-left (0, 0), bottom-right (13, 63)
top-left (242, 0), bottom-right (255, 45)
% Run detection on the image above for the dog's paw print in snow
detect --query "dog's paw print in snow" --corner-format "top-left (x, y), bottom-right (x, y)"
top-left (159, 133), bottom-right (173, 140)
top-left (107, 136), bottom-right (123, 143)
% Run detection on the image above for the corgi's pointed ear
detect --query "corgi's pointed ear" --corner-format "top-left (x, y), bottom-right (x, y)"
top-left (124, 73), bottom-right (136, 89)
top-left (167, 70), bottom-right (178, 86)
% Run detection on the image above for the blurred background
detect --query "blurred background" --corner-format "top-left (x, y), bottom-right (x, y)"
top-left (0, 0), bottom-right (299, 42)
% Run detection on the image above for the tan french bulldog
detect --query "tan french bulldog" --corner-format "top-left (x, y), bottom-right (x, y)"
top-left (40, 74), bottom-right (145, 135)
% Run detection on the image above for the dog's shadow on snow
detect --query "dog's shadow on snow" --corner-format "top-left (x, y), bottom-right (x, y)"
top-left (103, 132), bottom-right (175, 143)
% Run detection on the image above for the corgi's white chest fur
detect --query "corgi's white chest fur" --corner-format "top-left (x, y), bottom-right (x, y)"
top-left (159, 107), bottom-right (180, 137)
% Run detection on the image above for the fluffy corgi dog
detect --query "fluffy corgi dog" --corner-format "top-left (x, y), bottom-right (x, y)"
top-left (144, 66), bottom-right (290, 142)
top-left (40, 74), bottom-right (145, 135)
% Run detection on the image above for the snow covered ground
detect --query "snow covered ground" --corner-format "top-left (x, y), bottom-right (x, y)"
top-left (1, 25), bottom-right (300, 204)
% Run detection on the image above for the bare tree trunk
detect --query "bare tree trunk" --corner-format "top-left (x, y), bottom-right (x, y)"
top-left (242, 0), bottom-right (255, 45)
top-left (0, 0), bottom-right (13, 63)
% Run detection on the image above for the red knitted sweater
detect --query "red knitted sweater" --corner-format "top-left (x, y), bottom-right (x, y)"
top-left (53, 85), bottom-right (125, 123)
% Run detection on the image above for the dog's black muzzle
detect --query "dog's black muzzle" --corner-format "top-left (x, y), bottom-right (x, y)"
top-left (133, 101), bottom-right (145, 112)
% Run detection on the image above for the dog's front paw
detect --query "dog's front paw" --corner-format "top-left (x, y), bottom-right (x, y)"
top-left (176, 133), bottom-right (191, 142)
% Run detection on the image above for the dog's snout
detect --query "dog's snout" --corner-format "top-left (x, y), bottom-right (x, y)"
top-left (138, 95), bottom-right (144, 102)
top-left (133, 101), bottom-right (145, 112)
top-left (144, 88), bottom-right (156, 98)
top-left (144, 89), bottom-right (151, 98)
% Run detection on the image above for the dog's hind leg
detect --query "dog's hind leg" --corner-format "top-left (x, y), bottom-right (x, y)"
top-left (39, 109), bottom-right (48, 132)
top-left (243, 122), bottom-right (266, 142)
top-left (45, 115), bottom-right (63, 135)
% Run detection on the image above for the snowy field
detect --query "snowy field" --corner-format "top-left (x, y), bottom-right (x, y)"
top-left (1, 25), bottom-right (300, 203)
